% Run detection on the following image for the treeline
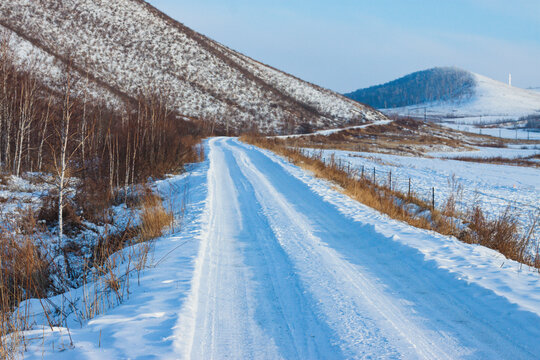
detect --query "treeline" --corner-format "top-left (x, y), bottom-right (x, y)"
top-left (345, 67), bottom-right (476, 109)
top-left (0, 37), bottom-right (203, 227)
top-left (520, 114), bottom-right (540, 129)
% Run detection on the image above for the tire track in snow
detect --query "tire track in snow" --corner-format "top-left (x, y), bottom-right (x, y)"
top-left (226, 140), bottom-right (454, 359)
top-left (174, 138), bottom-right (340, 359)
top-left (226, 138), bottom-right (540, 359)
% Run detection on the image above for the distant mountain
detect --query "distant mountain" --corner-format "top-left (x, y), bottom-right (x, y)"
top-left (345, 67), bottom-right (540, 123)
top-left (0, 0), bottom-right (383, 134)
top-left (345, 67), bottom-right (475, 109)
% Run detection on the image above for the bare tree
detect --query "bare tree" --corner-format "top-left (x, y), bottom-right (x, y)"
top-left (0, 36), bottom-right (13, 172)
top-left (13, 76), bottom-right (38, 176)
top-left (51, 60), bottom-right (76, 244)
top-left (37, 96), bottom-right (53, 171)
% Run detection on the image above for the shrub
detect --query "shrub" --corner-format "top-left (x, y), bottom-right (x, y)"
top-left (38, 194), bottom-right (84, 236)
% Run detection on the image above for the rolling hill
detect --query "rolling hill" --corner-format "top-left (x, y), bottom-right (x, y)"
top-left (0, 0), bottom-right (383, 134)
top-left (345, 67), bottom-right (540, 124)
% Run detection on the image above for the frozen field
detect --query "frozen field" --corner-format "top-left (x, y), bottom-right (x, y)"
top-left (442, 122), bottom-right (540, 141)
top-left (305, 148), bottom-right (540, 249)
top-left (429, 145), bottom-right (540, 159)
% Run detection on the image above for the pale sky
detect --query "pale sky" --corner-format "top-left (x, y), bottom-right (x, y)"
top-left (147, 0), bottom-right (540, 93)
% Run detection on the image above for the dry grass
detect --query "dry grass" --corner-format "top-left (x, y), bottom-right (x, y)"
top-left (448, 155), bottom-right (540, 168)
top-left (138, 193), bottom-right (174, 243)
top-left (242, 134), bottom-right (539, 270)
top-left (0, 222), bottom-right (51, 359)
top-left (280, 117), bottom-right (540, 157)
top-left (279, 118), bottom-right (483, 156)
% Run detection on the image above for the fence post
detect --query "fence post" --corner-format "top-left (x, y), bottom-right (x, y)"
top-left (361, 165), bottom-right (364, 179)
top-left (432, 187), bottom-right (435, 210)
top-left (389, 170), bottom-right (392, 190)
top-left (373, 167), bottom-right (376, 184)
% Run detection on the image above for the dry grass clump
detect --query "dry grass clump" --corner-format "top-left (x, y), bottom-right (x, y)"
top-left (464, 206), bottom-right (538, 265)
top-left (242, 134), bottom-right (539, 270)
top-left (138, 193), bottom-right (174, 243)
top-left (91, 189), bottom-right (173, 269)
top-left (0, 223), bottom-right (51, 359)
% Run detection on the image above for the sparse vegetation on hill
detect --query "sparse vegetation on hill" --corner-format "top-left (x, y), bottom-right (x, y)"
top-left (0, 0), bottom-right (384, 133)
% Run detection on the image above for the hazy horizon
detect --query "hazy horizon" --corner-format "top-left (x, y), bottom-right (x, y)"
top-left (147, 0), bottom-right (540, 93)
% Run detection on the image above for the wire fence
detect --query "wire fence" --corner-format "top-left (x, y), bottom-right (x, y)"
top-left (299, 147), bottom-right (539, 239)
top-left (305, 150), bottom-right (439, 210)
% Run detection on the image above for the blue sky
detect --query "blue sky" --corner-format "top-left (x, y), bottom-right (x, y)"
top-left (147, 0), bottom-right (540, 92)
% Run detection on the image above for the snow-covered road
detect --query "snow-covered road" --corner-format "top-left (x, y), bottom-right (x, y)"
top-left (23, 137), bottom-right (540, 359)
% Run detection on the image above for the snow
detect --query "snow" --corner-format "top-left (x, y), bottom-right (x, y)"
top-left (428, 145), bottom-right (540, 159)
top-left (0, 173), bottom-right (156, 292)
top-left (13, 138), bottom-right (540, 359)
top-left (13, 162), bottom-right (209, 359)
top-left (0, 175), bottom-right (50, 216)
top-left (443, 122), bottom-right (540, 140)
top-left (384, 73), bottom-right (540, 124)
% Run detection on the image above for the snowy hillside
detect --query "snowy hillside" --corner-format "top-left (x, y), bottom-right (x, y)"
top-left (389, 73), bottom-right (540, 124)
top-left (346, 67), bottom-right (540, 124)
top-left (0, 0), bottom-right (382, 133)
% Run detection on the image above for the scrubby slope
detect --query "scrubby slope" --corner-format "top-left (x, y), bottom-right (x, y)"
top-left (0, 0), bottom-right (382, 133)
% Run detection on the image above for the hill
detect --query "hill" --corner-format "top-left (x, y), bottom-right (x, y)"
top-left (344, 67), bottom-right (475, 109)
top-left (345, 67), bottom-right (540, 124)
top-left (0, 0), bottom-right (383, 134)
